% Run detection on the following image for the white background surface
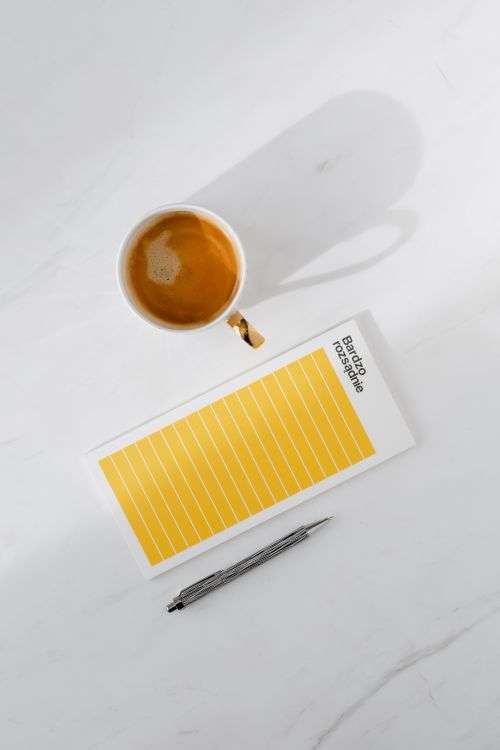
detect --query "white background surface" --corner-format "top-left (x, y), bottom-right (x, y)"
top-left (1, 1), bottom-right (500, 748)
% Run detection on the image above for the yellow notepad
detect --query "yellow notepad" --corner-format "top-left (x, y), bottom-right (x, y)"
top-left (88, 319), bottom-right (413, 577)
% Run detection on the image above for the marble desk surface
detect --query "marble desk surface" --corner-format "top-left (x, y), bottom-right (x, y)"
top-left (2, 2), bottom-right (500, 748)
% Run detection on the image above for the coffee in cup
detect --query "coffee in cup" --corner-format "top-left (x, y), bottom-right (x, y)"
top-left (124, 210), bottom-right (240, 329)
top-left (118, 204), bottom-right (264, 347)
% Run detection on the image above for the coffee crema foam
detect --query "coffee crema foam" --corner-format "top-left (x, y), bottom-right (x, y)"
top-left (125, 210), bottom-right (239, 328)
top-left (145, 230), bottom-right (181, 286)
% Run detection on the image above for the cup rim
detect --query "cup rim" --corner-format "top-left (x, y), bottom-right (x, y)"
top-left (116, 203), bottom-right (247, 333)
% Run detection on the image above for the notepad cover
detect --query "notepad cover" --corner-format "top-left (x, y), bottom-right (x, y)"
top-left (87, 319), bottom-right (414, 577)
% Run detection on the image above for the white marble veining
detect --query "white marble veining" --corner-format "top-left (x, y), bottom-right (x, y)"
top-left (2, 1), bottom-right (500, 748)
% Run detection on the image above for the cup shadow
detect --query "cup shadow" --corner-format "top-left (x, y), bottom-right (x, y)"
top-left (188, 90), bottom-right (422, 309)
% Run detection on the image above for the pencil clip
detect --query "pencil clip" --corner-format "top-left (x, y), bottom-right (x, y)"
top-left (179, 571), bottom-right (222, 597)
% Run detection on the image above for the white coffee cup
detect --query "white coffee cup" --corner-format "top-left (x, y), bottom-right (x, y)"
top-left (117, 203), bottom-right (264, 347)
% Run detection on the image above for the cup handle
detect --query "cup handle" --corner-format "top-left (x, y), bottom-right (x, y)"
top-left (227, 311), bottom-right (265, 348)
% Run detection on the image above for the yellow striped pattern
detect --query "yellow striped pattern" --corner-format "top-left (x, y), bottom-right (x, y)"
top-left (99, 348), bottom-right (374, 565)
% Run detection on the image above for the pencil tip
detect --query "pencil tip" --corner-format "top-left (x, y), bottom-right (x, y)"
top-left (304, 516), bottom-right (334, 533)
